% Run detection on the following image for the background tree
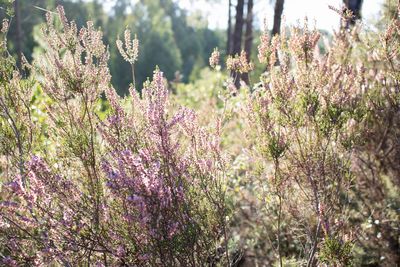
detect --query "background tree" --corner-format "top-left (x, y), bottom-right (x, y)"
top-left (272, 0), bottom-right (284, 36)
top-left (227, 0), bottom-right (232, 55)
top-left (242, 0), bottom-right (253, 84)
top-left (232, 0), bottom-right (244, 56)
top-left (231, 0), bottom-right (245, 87)
top-left (13, 0), bottom-right (21, 69)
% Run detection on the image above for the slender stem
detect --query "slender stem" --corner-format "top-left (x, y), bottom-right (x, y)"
top-left (277, 193), bottom-right (283, 267)
top-left (222, 209), bottom-right (231, 266)
top-left (0, 97), bottom-right (26, 186)
top-left (131, 64), bottom-right (136, 89)
top-left (306, 219), bottom-right (321, 267)
top-left (274, 159), bottom-right (283, 267)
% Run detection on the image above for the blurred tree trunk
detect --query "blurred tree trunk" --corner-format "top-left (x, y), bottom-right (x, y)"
top-left (272, 0), bottom-right (285, 36)
top-left (14, 0), bottom-right (22, 69)
top-left (227, 0), bottom-right (232, 55)
top-left (343, 0), bottom-right (364, 27)
top-left (232, 0), bottom-right (244, 55)
top-left (269, 0), bottom-right (285, 69)
top-left (232, 0), bottom-right (245, 88)
top-left (242, 0), bottom-right (253, 85)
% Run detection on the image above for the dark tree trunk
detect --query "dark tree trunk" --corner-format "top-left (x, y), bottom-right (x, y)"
top-left (243, 0), bottom-right (253, 61)
top-left (232, 0), bottom-right (245, 55)
top-left (227, 0), bottom-right (232, 55)
top-left (269, 0), bottom-right (285, 69)
top-left (14, 0), bottom-right (22, 69)
top-left (272, 0), bottom-right (285, 36)
top-left (232, 0), bottom-right (245, 88)
top-left (242, 0), bottom-right (253, 85)
top-left (343, 0), bottom-right (364, 27)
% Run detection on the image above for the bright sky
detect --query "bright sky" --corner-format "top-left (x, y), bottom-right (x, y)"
top-left (178, 0), bottom-right (384, 32)
top-left (100, 0), bottom-right (384, 32)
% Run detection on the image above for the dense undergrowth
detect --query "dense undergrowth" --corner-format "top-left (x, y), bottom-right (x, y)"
top-left (0, 3), bottom-right (399, 267)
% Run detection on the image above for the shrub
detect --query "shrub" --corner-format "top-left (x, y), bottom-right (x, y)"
top-left (0, 6), bottom-right (228, 266)
top-left (217, 8), bottom-right (399, 267)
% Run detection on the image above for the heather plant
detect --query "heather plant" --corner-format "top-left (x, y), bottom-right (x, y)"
top-left (1, 2), bottom-right (399, 266)
top-left (0, 6), bottom-right (229, 266)
top-left (1, 6), bottom-right (111, 265)
top-left (346, 9), bottom-right (400, 264)
top-left (209, 7), bottom-right (399, 266)
top-left (0, 17), bottom-right (35, 185)
top-left (100, 69), bottom-right (230, 265)
top-left (101, 36), bottom-right (230, 263)
top-left (244, 20), bottom-right (360, 266)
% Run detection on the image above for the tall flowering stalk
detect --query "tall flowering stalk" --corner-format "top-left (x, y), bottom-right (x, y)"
top-left (226, 50), bottom-right (254, 90)
top-left (116, 29), bottom-right (139, 88)
top-left (209, 48), bottom-right (220, 69)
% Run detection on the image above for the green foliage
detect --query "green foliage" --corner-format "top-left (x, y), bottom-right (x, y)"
top-left (174, 67), bottom-right (225, 109)
top-left (0, 0), bottom-right (14, 17)
top-left (267, 134), bottom-right (287, 160)
top-left (319, 237), bottom-right (354, 266)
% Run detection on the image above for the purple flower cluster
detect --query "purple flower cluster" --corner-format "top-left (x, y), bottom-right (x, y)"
top-left (98, 70), bottom-right (225, 263)
top-left (102, 148), bottom-right (186, 240)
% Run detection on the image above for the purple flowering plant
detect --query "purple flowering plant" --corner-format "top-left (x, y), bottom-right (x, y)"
top-left (0, 6), bottom-right (229, 266)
